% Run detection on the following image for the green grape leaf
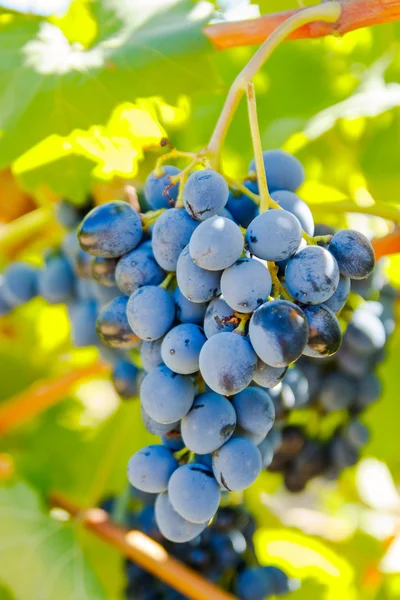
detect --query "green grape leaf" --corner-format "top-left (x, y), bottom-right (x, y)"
top-left (0, 481), bottom-right (106, 600)
top-left (0, 0), bottom-right (216, 167)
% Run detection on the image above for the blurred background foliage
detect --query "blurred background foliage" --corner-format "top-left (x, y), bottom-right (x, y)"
top-left (1, 0), bottom-right (400, 599)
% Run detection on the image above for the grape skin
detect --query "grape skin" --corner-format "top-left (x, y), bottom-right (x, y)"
top-left (112, 360), bottom-right (139, 398)
top-left (155, 492), bottom-right (207, 543)
top-left (220, 258), bottom-right (272, 313)
top-left (78, 201), bottom-right (142, 258)
top-left (91, 257), bottom-right (118, 288)
top-left (226, 180), bottom-right (259, 228)
top-left (141, 405), bottom-right (179, 436)
top-left (249, 149), bottom-right (305, 193)
top-left (232, 387), bottom-right (275, 435)
top-left (246, 209), bottom-right (302, 262)
top-left (212, 437), bottom-right (262, 491)
top-left (257, 437), bottom-right (275, 469)
top-left (249, 300), bottom-right (308, 367)
top-left (140, 365), bottom-right (195, 424)
top-left (345, 308), bottom-right (386, 356)
top-left (144, 165), bottom-right (180, 209)
top-left (203, 296), bottom-right (237, 339)
top-left (69, 300), bottom-right (98, 347)
top-left (173, 287), bottom-right (207, 324)
top-left (252, 360), bottom-right (287, 388)
top-left (168, 463), bottom-right (221, 524)
top-left (285, 245), bottom-right (340, 305)
top-left (189, 216), bottom-right (244, 271)
top-left (161, 323), bottom-right (206, 374)
top-left (96, 295), bottom-right (139, 349)
top-left (2, 262), bottom-right (39, 306)
top-left (319, 372), bottom-right (356, 411)
top-left (183, 169), bottom-right (229, 221)
top-left (126, 285), bottom-right (175, 341)
top-left (140, 339), bottom-right (164, 372)
top-left (328, 230), bottom-right (375, 280)
top-left (303, 304), bottom-right (342, 358)
top-left (199, 332), bottom-right (257, 395)
top-left (323, 274), bottom-right (350, 314)
top-left (152, 208), bottom-right (198, 272)
top-left (176, 245), bottom-right (221, 303)
top-left (233, 427), bottom-right (267, 446)
top-left (181, 392), bottom-right (237, 454)
top-left (236, 567), bottom-right (275, 600)
top-left (127, 445), bottom-right (178, 493)
top-left (271, 190), bottom-right (314, 236)
top-left (115, 245), bottom-right (164, 295)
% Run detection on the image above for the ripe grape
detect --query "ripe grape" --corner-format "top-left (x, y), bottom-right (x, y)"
top-left (152, 208), bottom-right (198, 272)
top-left (226, 181), bottom-right (259, 228)
top-left (112, 360), bottom-right (139, 398)
top-left (69, 300), bottom-right (98, 347)
top-left (319, 372), bottom-right (356, 411)
top-left (212, 437), bottom-right (262, 491)
top-left (203, 296), bottom-right (237, 338)
top-left (181, 392), bottom-right (236, 454)
top-left (257, 437), bottom-right (275, 469)
top-left (140, 339), bottom-right (164, 372)
top-left (328, 230), bottom-right (375, 280)
top-left (220, 257), bottom-right (272, 313)
top-left (140, 365), bottom-right (195, 424)
top-left (144, 165), bottom-right (180, 209)
top-left (285, 245), bottom-right (340, 305)
top-left (303, 304), bottom-right (342, 358)
top-left (252, 361), bottom-right (287, 388)
top-left (2, 262), bottom-right (39, 306)
top-left (161, 323), bottom-right (206, 374)
top-left (168, 463), bottom-right (221, 523)
top-left (91, 257), bottom-right (118, 288)
top-left (126, 285), bottom-right (175, 341)
top-left (183, 169), bottom-right (229, 221)
top-left (173, 287), bottom-right (207, 324)
top-left (249, 149), bottom-right (305, 193)
top-left (189, 216), bottom-right (244, 271)
top-left (345, 308), bottom-right (386, 356)
top-left (246, 209), bottom-right (302, 262)
top-left (236, 567), bottom-right (275, 600)
top-left (323, 274), bottom-right (350, 314)
top-left (199, 332), bottom-right (257, 395)
top-left (96, 295), bottom-right (139, 349)
top-left (115, 245), bottom-right (164, 295)
top-left (38, 256), bottom-right (75, 304)
top-left (232, 387), bottom-right (275, 435)
top-left (127, 445), bottom-right (178, 493)
top-left (249, 300), bottom-right (308, 367)
top-left (141, 405), bottom-right (179, 436)
top-left (155, 492), bottom-right (207, 543)
top-left (78, 201), bottom-right (142, 258)
top-left (271, 190), bottom-right (314, 236)
top-left (176, 245), bottom-right (221, 303)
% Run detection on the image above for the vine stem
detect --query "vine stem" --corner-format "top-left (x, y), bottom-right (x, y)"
top-left (51, 493), bottom-right (236, 600)
top-left (206, 2), bottom-right (341, 164)
top-left (0, 362), bottom-right (111, 435)
top-left (204, 0), bottom-right (400, 50)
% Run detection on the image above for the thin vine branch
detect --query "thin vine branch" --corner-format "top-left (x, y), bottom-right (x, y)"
top-left (205, 0), bottom-right (400, 50)
top-left (0, 362), bottom-right (111, 435)
top-left (51, 493), bottom-right (237, 600)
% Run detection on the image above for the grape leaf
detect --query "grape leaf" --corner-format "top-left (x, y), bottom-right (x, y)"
top-left (0, 481), bottom-right (106, 600)
top-left (0, 0), bottom-right (72, 16)
top-left (0, 0), bottom-right (216, 167)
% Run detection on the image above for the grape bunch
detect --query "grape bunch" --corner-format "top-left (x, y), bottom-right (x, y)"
top-left (68, 148), bottom-right (376, 543)
top-left (100, 491), bottom-right (295, 600)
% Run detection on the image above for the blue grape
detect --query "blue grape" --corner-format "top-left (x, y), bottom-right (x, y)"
top-left (203, 296), bottom-right (236, 338)
top-left (161, 433), bottom-right (185, 452)
top-left (176, 246), bottom-right (221, 303)
top-left (249, 149), bottom-right (305, 193)
top-left (90, 281), bottom-right (120, 305)
top-left (252, 360), bottom-right (287, 388)
top-left (232, 387), bottom-right (275, 435)
top-left (336, 345), bottom-right (372, 379)
top-left (155, 492), bottom-right (207, 543)
top-left (220, 258), bottom-right (272, 313)
top-left (354, 374), bottom-right (381, 411)
top-left (152, 208), bottom-right (198, 272)
top-left (183, 169), bottom-right (229, 221)
top-left (319, 372), bottom-right (356, 411)
top-left (345, 308), bottom-right (386, 356)
top-left (38, 256), bottom-right (75, 304)
top-left (126, 286), bottom-right (175, 341)
top-left (168, 463), bottom-right (220, 523)
top-left (91, 257), bottom-right (118, 288)
top-left (328, 230), bottom-right (375, 279)
top-left (303, 304), bottom-right (342, 358)
top-left (141, 405), bottom-right (179, 436)
top-left (2, 262), bottom-right (39, 306)
top-left (189, 216), bottom-right (244, 271)
top-left (217, 207), bottom-right (234, 220)
top-left (267, 427), bottom-right (283, 452)
top-left (246, 209), bottom-right (302, 261)
top-left (115, 245), bottom-right (164, 295)
top-left (144, 165), bottom-right (180, 209)
top-left (181, 392), bottom-right (236, 454)
top-left (0, 281), bottom-right (12, 316)
top-left (258, 437), bottom-right (274, 468)
top-left (285, 245), bottom-right (340, 305)
top-left (78, 201), bottom-right (142, 258)
top-left (69, 300), bottom-right (98, 347)
top-left (264, 566), bottom-right (292, 595)
top-left (236, 567), bottom-right (275, 600)
top-left (249, 300), bottom-right (308, 367)
top-left (56, 199), bottom-right (88, 229)
top-left (343, 420), bottom-right (369, 449)
top-left (112, 360), bottom-right (139, 398)
top-left (271, 190), bottom-right (314, 236)
top-left (233, 427), bottom-right (267, 446)
top-left (161, 324), bottom-right (206, 375)
top-left (127, 445), bottom-right (178, 493)
top-left (212, 437), bottom-right (262, 491)
top-left (199, 332), bottom-right (257, 395)
top-left (283, 367), bottom-right (310, 407)
top-left (140, 339), bottom-right (164, 371)
top-left (323, 274), bottom-right (350, 314)
top-left (140, 365), bottom-right (195, 424)
top-left (173, 288), bottom-right (207, 324)
top-left (96, 295), bottom-right (139, 349)
top-left (226, 181), bottom-right (259, 228)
